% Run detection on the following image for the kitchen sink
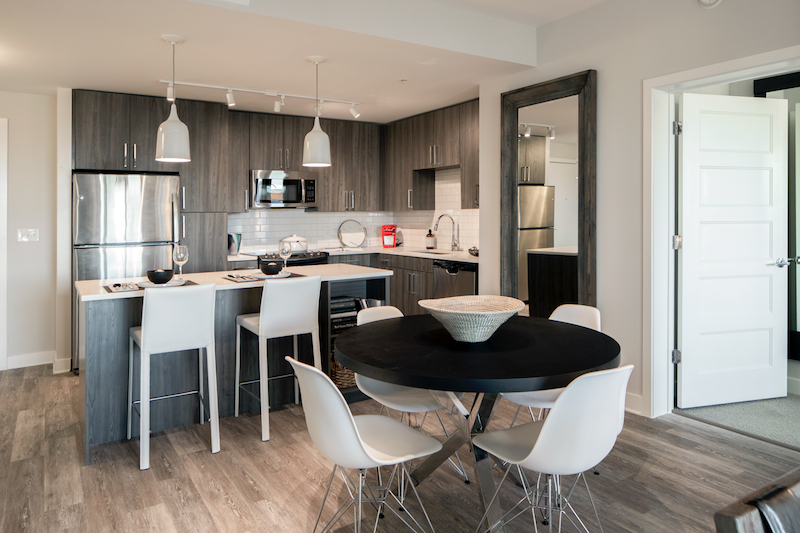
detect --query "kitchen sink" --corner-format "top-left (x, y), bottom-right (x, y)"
top-left (409, 250), bottom-right (450, 255)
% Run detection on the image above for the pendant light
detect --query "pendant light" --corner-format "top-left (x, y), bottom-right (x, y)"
top-left (156, 35), bottom-right (191, 163)
top-left (302, 56), bottom-right (331, 168)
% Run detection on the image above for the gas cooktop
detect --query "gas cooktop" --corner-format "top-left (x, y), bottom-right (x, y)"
top-left (258, 250), bottom-right (329, 266)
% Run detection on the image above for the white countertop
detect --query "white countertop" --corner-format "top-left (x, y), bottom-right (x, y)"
top-left (526, 246), bottom-right (579, 256)
top-left (76, 264), bottom-right (392, 302)
top-left (228, 245), bottom-right (479, 264)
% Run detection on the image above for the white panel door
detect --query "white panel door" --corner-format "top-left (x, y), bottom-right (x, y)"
top-left (678, 93), bottom-right (788, 408)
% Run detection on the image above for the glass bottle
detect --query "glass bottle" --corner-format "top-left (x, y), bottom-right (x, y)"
top-left (426, 229), bottom-right (436, 250)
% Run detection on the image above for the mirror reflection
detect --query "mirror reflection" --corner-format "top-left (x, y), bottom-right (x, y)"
top-left (516, 96), bottom-right (579, 309)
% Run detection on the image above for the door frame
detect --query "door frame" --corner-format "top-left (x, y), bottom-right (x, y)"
top-left (643, 45), bottom-right (800, 417)
top-left (0, 119), bottom-right (7, 371)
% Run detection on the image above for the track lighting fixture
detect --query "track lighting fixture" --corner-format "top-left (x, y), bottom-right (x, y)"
top-left (549, 127), bottom-right (555, 140)
top-left (226, 89), bottom-right (236, 107)
top-left (524, 126), bottom-right (532, 137)
top-left (274, 95), bottom-right (285, 113)
top-left (167, 83), bottom-right (174, 102)
top-left (349, 104), bottom-right (360, 118)
top-left (155, 35), bottom-right (190, 163)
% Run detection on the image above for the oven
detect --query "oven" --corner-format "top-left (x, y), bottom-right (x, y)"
top-left (249, 170), bottom-right (318, 209)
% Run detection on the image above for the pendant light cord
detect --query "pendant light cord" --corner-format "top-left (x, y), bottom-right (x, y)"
top-left (315, 61), bottom-right (320, 117)
top-left (172, 43), bottom-right (176, 101)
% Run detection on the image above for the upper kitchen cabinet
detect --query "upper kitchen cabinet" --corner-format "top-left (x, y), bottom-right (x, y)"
top-left (460, 99), bottom-right (479, 209)
top-left (179, 99), bottom-right (230, 213)
top-left (319, 120), bottom-right (380, 212)
top-left (518, 135), bottom-right (546, 185)
top-left (73, 90), bottom-right (179, 173)
top-left (381, 118), bottom-right (435, 212)
top-left (227, 111), bottom-right (250, 213)
top-left (411, 104), bottom-right (461, 170)
top-left (249, 114), bottom-right (313, 172)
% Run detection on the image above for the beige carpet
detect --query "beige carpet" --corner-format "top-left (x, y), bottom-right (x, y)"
top-left (675, 394), bottom-right (800, 449)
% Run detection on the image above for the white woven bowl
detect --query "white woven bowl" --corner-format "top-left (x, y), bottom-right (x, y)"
top-left (418, 295), bottom-right (526, 343)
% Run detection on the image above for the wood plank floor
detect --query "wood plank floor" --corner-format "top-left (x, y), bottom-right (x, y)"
top-left (2, 365), bottom-right (800, 532)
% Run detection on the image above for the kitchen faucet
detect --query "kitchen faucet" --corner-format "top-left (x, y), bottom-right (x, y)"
top-left (434, 214), bottom-right (458, 251)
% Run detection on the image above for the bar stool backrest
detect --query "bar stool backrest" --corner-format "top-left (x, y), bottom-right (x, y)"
top-left (140, 283), bottom-right (216, 354)
top-left (259, 275), bottom-right (322, 339)
top-left (356, 305), bottom-right (403, 326)
top-left (286, 357), bottom-right (381, 470)
top-left (549, 304), bottom-right (601, 331)
top-left (519, 365), bottom-right (633, 476)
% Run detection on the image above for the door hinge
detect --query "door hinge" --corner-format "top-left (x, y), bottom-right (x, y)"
top-left (672, 235), bottom-right (682, 250)
top-left (672, 121), bottom-right (683, 135)
top-left (672, 349), bottom-right (682, 364)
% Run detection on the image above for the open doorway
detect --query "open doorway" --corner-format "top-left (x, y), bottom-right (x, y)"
top-left (672, 73), bottom-right (800, 449)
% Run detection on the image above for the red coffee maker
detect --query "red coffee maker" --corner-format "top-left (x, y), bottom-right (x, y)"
top-left (382, 225), bottom-right (397, 248)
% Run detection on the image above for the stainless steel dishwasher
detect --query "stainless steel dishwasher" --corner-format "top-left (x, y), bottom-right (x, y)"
top-left (432, 260), bottom-right (478, 297)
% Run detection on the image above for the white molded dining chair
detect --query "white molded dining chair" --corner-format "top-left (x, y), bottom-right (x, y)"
top-left (502, 304), bottom-right (602, 425)
top-left (355, 306), bottom-right (470, 483)
top-left (127, 283), bottom-right (220, 471)
top-left (473, 365), bottom-right (633, 533)
top-left (286, 356), bottom-right (442, 533)
top-left (235, 275), bottom-right (322, 441)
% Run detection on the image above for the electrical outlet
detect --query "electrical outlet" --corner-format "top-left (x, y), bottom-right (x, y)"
top-left (17, 229), bottom-right (39, 242)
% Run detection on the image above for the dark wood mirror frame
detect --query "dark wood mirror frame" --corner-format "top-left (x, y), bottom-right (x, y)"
top-left (500, 70), bottom-right (597, 305)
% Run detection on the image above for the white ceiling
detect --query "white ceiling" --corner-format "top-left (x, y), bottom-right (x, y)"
top-left (0, 0), bottom-right (608, 123)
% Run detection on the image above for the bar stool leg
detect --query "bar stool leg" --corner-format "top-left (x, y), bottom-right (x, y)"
top-left (199, 348), bottom-right (205, 425)
top-left (293, 335), bottom-right (300, 404)
top-left (127, 337), bottom-right (134, 440)
top-left (139, 349), bottom-right (151, 470)
top-left (234, 324), bottom-right (242, 417)
top-left (205, 344), bottom-right (221, 454)
top-left (258, 336), bottom-right (270, 441)
top-left (311, 328), bottom-right (321, 371)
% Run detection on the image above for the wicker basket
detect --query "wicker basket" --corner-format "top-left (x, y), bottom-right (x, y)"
top-left (418, 295), bottom-right (525, 343)
top-left (330, 355), bottom-right (357, 389)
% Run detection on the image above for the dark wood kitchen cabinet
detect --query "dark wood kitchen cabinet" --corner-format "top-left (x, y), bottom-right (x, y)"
top-left (179, 212), bottom-right (228, 273)
top-left (319, 119), bottom-right (380, 212)
top-left (460, 99), bottom-right (480, 209)
top-left (179, 99), bottom-right (230, 213)
top-left (73, 90), bottom-right (179, 173)
top-left (518, 135), bottom-right (546, 185)
top-left (375, 255), bottom-right (433, 315)
top-left (249, 114), bottom-right (313, 172)
top-left (411, 104), bottom-right (461, 170)
top-left (380, 119), bottom-right (434, 212)
top-left (227, 110), bottom-right (250, 213)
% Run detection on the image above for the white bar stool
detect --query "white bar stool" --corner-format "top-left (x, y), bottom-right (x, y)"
top-left (126, 283), bottom-right (220, 471)
top-left (234, 274), bottom-right (322, 441)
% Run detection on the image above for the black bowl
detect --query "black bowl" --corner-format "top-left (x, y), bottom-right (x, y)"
top-left (146, 269), bottom-right (174, 284)
top-left (260, 262), bottom-right (282, 275)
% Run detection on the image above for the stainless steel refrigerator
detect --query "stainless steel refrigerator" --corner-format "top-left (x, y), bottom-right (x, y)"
top-left (72, 172), bottom-right (180, 371)
top-left (518, 185), bottom-right (555, 301)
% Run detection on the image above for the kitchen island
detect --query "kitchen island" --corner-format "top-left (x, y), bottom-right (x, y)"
top-left (74, 264), bottom-right (392, 464)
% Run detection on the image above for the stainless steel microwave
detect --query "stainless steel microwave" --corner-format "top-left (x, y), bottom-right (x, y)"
top-left (249, 170), bottom-right (318, 209)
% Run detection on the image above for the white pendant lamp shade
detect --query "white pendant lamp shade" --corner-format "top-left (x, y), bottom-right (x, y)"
top-left (302, 116), bottom-right (331, 167)
top-left (155, 104), bottom-right (191, 162)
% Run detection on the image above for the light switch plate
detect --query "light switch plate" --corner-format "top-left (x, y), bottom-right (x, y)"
top-left (17, 229), bottom-right (39, 242)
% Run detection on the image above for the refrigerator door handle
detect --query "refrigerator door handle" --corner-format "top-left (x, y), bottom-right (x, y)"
top-left (172, 193), bottom-right (180, 244)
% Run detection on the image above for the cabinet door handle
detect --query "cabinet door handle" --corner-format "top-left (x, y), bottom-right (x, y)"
top-left (245, 189), bottom-right (249, 212)
top-left (434, 145), bottom-right (439, 166)
top-left (285, 149), bottom-right (290, 170)
top-left (429, 145), bottom-right (433, 167)
top-left (278, 149), bottom-right (283, 170)
top-left (133, 143), bottom-right (137, 168)
top-left (123, 142), bottom-right (128, 168)
top-left (344, 191), bottom-right (349, 211)
top-left (182, 186), bottom-right (186, 210)
top-left (475, 184), bottom-right (479, 206)
top-left (408, 189), bottom-right (413, 210)
top-left (182, 215), bottom-right (186, 239)
top-left (350, 191), bottom-right (355, 211)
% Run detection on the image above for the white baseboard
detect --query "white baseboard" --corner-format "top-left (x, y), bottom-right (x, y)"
top-left (625, 392), bottom-right (643, 416)
top-left (789, 375), bottom-right (800, 396)
top-left (52, 358), bottom-right (72, 374)
top-left (7, 350), bottom-right (55, 370)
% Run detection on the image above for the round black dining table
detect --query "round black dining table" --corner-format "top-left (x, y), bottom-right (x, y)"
top-left (334, 314), bottom-right (621, 393)
top-left (334, 313), bottom-right (622, 531)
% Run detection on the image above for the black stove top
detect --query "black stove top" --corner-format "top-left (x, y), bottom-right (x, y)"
top-left (259, 250), bottom-right (329, 266)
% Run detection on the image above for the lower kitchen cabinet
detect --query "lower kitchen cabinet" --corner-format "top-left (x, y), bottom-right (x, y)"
top-left (180, 212), bottom-right (228, 274)
top-left (376, 254), bottom-right (433, 315)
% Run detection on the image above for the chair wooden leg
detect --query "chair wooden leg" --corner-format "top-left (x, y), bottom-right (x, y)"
top-left (234, 324), bottom-right (242, 417)
top-left (259, 336), bottom-right (270, 441)
top-left (139, 350), bottom-right (151, 470)
top-left (205, 344), bottom-right (221, 454)
top-left (127, 337), bottom-right (134, 440)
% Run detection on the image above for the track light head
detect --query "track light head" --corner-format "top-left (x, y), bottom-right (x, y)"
top-left (226, 89), bottom-right (236, 107)
top-left (274, 99), bottom-right (281, 113)
top-left (167, 84), bottom-right (175, 102)
top-left (524, 126), bottom-right (531, 137)
top-left (349, 104), bottom-right (360, 118)
top-left (549, 127), bottom-right (555, 140)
